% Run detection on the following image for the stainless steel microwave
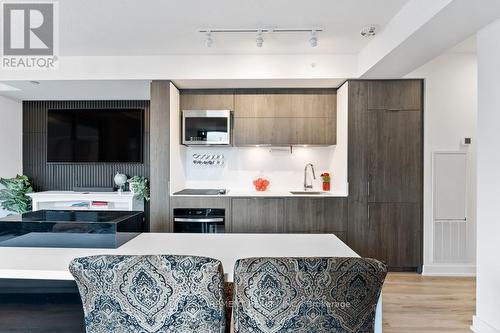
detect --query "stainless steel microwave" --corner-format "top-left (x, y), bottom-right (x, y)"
top-left (182, 110), bottom-right (232, 146)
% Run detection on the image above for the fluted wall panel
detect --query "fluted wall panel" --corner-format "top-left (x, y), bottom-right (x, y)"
top-left (23, 100), bottom-right (150, 191)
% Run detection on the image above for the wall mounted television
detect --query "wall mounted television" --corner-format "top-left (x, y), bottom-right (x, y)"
top-left (47, 109), bottom-right (144, 163)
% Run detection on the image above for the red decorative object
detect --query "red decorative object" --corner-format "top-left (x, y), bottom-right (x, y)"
top-left (253, 177), bottom-right (270, 191)
top-left (322, 182), bottom-right (330, 191)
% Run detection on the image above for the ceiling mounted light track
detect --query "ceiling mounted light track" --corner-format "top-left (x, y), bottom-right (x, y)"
top-left (198, 27), bottom-right (323, 48)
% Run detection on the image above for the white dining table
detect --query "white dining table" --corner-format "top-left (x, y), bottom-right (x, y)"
top-left (0, 233), bottom-right (382, 332)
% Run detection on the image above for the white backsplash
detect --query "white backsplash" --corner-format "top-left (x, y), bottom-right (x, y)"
top-left (183, 146), bottom-right (345, 192)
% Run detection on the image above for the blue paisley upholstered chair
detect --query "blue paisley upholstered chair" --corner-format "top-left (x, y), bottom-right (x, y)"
top-left (232, 257), bottom-right (387, 333)
top-left (69, 255), bottom-right (226, 333)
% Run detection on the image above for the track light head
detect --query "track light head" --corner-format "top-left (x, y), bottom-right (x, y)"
top-left (309, 30), bottom-right (318, 47)
top-left (205, 31), bottom-right (213, 47)
top-left (256, 29), bottom-right (264, 48)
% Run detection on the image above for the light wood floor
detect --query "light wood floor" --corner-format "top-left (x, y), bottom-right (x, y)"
top-left (382, 273), bottom-right (476, 333)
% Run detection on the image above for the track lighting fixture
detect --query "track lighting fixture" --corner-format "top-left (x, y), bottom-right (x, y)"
top-left (309, 30), bottom-right (318, 47)
top-left (198, 27), bottom-right (323, 48)
top-left (205, 31), bottom-right (213, 47)
top-left (256, 29), bottom-right (264, 48)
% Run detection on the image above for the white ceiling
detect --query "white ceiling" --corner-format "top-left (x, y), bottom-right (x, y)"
top-left (0, 81), bottom-right (151, 100)
top-left (0, 79), bottom-right (351, 100)
top-left (58, 0), bottom-right (409, 55)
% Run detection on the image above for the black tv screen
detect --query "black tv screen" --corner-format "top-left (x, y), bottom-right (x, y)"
top-left (47, 109), bottom-right (143, 163)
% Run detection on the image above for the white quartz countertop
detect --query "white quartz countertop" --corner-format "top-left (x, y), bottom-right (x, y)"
top-left (172, 189), bottom-right (348, 197)
top-left (0, 233), bottom-right (357, 281)
top-left (0, 233), bottom-right (382, 332)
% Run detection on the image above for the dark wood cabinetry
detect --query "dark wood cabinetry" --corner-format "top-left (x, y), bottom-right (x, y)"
top-left (367, 109), bottom-right (422, 203)
top-left (179, 89), bottom-right (337, 146)
top-left (231, 198), bottom-right (284, 233)
top-left (368, 203), bottom-right (421, 268)
top-left (233, 117), bottom-right (335, 146)
top-left (347, 80), bottom-right (423, 270)
top-left (283, 198), bottom-right (347, 242)
top-left (367, 80), bottom-right (422, 111)
top-left (230, 197), bottom-right (347, 238)
top-left (179, 90), bottom-right (234, 110)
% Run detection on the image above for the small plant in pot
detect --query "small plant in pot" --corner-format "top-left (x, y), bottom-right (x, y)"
top-left (0, 175), bottom-right (34, 214)
top-left (127, 176), bottom-right (150, 201)
top-left (320, 172), bottom-right (331, 192)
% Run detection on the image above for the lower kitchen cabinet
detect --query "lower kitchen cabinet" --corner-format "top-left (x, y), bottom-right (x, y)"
top-left (231, 198), bottom-right (284, 233)
top-left (367, 203), bottom-right (421, 269)
top-left (230, 197), bottom-right (347, 239)
top-left (283, 198), bottom-right (347, 241)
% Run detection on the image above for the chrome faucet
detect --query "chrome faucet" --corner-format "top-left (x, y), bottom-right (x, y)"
top-left (304, 163), bottom-right (316, 191)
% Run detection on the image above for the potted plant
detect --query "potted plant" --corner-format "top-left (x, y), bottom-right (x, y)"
top-left (0, 175), bottom-right (34, 214)
top-left (320, 172), bottom-right (331, 191)
top-left (127, 176), bottom-right (150, 201)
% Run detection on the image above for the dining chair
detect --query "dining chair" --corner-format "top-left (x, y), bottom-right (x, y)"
top-left (69, 254), bottom-right (226, 333)
top-left (232, 257), bottom-right (387, 333)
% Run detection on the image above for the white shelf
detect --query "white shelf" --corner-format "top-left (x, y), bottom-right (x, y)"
top-left (27, 191), bottom-right (144, 212)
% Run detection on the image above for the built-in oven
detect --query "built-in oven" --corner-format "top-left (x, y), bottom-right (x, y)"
top-left (173, 208), bottom-right (225, 233)
top-left (182, 110), bottom-right (231, 146)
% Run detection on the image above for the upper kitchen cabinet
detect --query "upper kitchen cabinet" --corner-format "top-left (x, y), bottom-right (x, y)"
top-left (233, 117), bottom-right (335, 146)
top-left (180, 90), bottom-right (234, 110)
top-left (234, 89), bottom-right (336, 118)
top-left (179, 88), bottom-right (337, 146)
top-left (368, 80), bottom-right (422, 111)
top-left (233, 89), bottom-right (337, 146)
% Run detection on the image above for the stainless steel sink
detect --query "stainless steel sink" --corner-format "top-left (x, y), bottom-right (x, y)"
top-left (289, 191), bottom-right (325, 195)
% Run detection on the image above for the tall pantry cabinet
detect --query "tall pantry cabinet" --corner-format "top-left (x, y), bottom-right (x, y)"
top-left (346, 80), bottom-right (423, 271)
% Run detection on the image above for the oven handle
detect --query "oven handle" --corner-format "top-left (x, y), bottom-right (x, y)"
top-left (174, 218), bottom-right (224, 223)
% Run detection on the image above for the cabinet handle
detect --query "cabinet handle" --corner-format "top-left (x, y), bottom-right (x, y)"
top-left (367, 180), bottom-right (371, 197)
top-left (387, 108), bottom-right (401, 112)
top-left (367, 205), bottom-right (370, 221)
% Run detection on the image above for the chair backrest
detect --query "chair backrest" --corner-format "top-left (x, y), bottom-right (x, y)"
top-left (69, 254), bottom-right (226, 333)
top-left (233, 257), bottom-right (387, 333)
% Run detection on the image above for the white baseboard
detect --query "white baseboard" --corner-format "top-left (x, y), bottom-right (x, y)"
top-left (422, 263), bottom-right (476, 276)
top-left (471, 316), bottom-right (500, 333)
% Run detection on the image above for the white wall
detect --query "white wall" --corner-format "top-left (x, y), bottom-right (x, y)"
top-left (0, 96), bottom-right (23, 217)
top-left (182, 146), bottom-right (347, 195)
top-left (472, 19), bottom-right (500, 333)
top-left (169, 88), bottom-right (348, 195)
top-left (0, 96), bottom-right (22, 177)
top-left (406, 51), bottom-right (477, 275)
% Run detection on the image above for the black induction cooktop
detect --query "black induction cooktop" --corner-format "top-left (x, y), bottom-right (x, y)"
top-left (173, 189), bottom-right (227, 195)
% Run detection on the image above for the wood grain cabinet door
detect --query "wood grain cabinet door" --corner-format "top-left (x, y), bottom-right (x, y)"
top-left (367, 109), bottom-right (422, 203)
top-left (368, 203), bottom-right (421, 269)
top-left (234, 89), bottom-right (335, 118)
top-left (233, 89), bottom-right (337, 146)
top-left (233, 118), bottom-right (334, 146)
top-left (180, 90), bottom-right (234, 110)
top-left (231, 198), bottom-right (284, 233)
top-left (283, 198), bottom-right (347, 234)
top-left (368, 80), bottom-right (422, 111)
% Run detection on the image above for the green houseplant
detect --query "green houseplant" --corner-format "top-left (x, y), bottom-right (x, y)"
top-left (0, 175), bottom-right (34, 214)
top-left (127, 176), bottom-right (150, 201)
